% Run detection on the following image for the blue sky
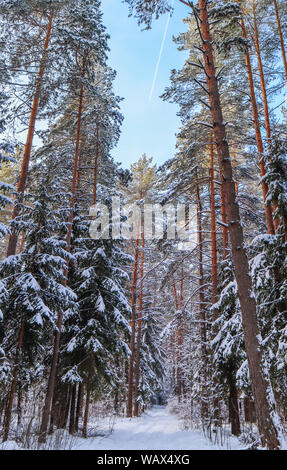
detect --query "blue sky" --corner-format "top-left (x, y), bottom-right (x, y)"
top-left (101, 0), bottom-right (189, 169)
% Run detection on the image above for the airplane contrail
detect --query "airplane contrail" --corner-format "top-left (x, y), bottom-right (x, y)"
top-left (148, 0), bottom-right (175, 102)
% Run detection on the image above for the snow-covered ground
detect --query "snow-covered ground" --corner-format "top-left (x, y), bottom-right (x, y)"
top-left (72, 406), bottom-right (243, 450)
top-left (2, 405), bottom-right (286, 450)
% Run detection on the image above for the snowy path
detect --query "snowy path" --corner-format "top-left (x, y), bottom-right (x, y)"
top-left (73, 406), bottom-right (242, 450)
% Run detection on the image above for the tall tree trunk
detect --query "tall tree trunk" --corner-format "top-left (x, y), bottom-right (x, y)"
top-left (194, 0), bottom-right (280, 449)
top-left (75, 383), bottom-right (83, 432)
top-left (176, 263), bottom-right (184, 400)
top-left (273, 0), bottom-right (287, 83)
top-left (172, 273), bottom-right (182, 398)
top-left (244, 396), bottom-right (256, 424)
top-left (171, 276), bottom-right (178, 387)
top-left (39, 76), bottom-right (85, 443)
top-left (239, 13), bottom-right (274, 235)
top-left (83, 353), bottom-right (93, 438)
top-left (210, 143), bottom-right (218, 316)
top-left (252, 1), bottom-right (271, 145)
top-left (126, 236), bottom-right (140, 417)
top-left (7, 10), bottom-right (54, 256)
top-left (229, 372), bottom-right (241, 436)
top-left (210, 143), bottom-right (221, 424)
top-left (69, 385), bottom-right (77, 435)
top-left (93, 125), bottom-right (100, 205)
top-left (2, 320), bottom-right (25, 442)
top-left (219, 176), bottom-right (229, 259)
top-left (62, 385), bottom-right (71, 430)
top-left (16, 386), bottom-right (23, 437)
top-left (172, 274), bottom-right (179, 310)
top-left (231, 143), bottom-right (239, 197)
top-left (195, 168), bottom-right (208, 421)
top-left (251, 0), bottom-right (279, 231)
top-left (49, 379), bottom-right (60, 432)
top-left (133, 228), bottom-right (145, 417)
top-left (176, 317), bottom-right (183, 401)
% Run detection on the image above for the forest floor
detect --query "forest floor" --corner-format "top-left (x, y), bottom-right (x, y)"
top-left (72, 406), bottom-right (243, 450)
top-left (2, 405), bottom-right (286, 450)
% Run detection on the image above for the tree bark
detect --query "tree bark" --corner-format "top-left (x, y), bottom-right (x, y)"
top-left (210, 143), bottom-right (218, 316)
top-left (171, 277), bottom-right (177, 387)
top-left (210, 143), bottom-right (221, 424)
top-left (133, 228), bottom-right (145, 417)
top-left (251, 1), bottom-right (279, 231)
top-left (82, 353), bottom-right (93, 438)
top-left (195, 0), bottom-right (280, 449)
top-left (69, 385), bottom-right (77, 435)
top-left (7, 10), bottom-right (54, 256)
top-left (176, 263), bottom-right (184, 400)
top-left (93, 125), bottom-right (100, 205)
top-left (229, 373), bottom-right (241, 436)
top-left (239, 13), bottom-right (274, 235)
top-left (195, 168), bottom-right (208, 421)
top-left (231, 143), bottom-right (239, 197)
top-left (273, 0), bottom-right (287, 84)
top-left (75, 383), bottom-right (83, 432)
top-left (244, 397), bottom-right (256, 423)
top-left (126, 236), bottom-right (140, 417)
top-left (219, 174), bottom-right (229, 259)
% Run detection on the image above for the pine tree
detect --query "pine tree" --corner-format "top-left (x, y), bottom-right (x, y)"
top-left (61, 211), bottom-right (132, 437)
top-left (39, 0), bottom-right (111, 442)
top-left (0, 177), bottom-right (76, 441)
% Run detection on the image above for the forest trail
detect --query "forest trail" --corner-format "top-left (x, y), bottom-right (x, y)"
top-left (73, 406), bottom-right (242, 450)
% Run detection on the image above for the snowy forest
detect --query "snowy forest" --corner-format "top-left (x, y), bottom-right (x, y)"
top-left (0, 0), bottom-right (287, 452)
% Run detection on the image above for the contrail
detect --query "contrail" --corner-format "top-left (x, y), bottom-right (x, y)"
top-left (148, 0), bottom-right (174, 102)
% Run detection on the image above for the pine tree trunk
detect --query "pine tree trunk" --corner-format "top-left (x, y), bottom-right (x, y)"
top-left (210, 143), bottom-right (221, 424)
top-left (210, 143), bottom-right (218, 316)
top-left (126, 236), bottom-right (140, 417)
top-left (83, 353), bottom-right (93, 438)
top-left (133, 229), bottom-right (145, 417)
top-left (219, 175), bottom-right (229, 258)
top-left (39, 75), bottom-right (85, 443)
top-left (2, 320), bottom-right (25, 442)
top-left (69, 386), bottom-right (77, 435)
top-left (16, 386), bottom-right (23, 437)
top-left (177, 263), bottom-right (184, 400)
top-left (229, 372), bottom-right (241, 436)
top-left (93, 125), bottom-right (99, 205)
top-left (239, 13), bottom-right (274, 235)
top-left (172, 274), bottom-right (179, 310)
top-left (176, 318), bottom-right (183, 401)
top-left (252, 1), bottom-right (280, 231)
top-left (62, 385), bottom-right (71, 430)
top-left (49, 379), bottom-right (60, 432)
top-left (273, 0), bottom-right (287, 84)
top-left (0, 399), bottom-right (5, 427)
top-left (195, 168), bottom-right (208, 421)
top-left (244, 397), bottom-right (256, 423)
top-left (231, 143), bottom-right (239, 196)
top-left (7, 10), bottom-right (54, 257)
top-left (114, 356), bottom-right (120, 414)
top-left (75, 383), bottom-right (83, 432)
top-left (171, 275), bottom-right (178, 387)
top-left (195, 0), bottom-right (280, 449)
